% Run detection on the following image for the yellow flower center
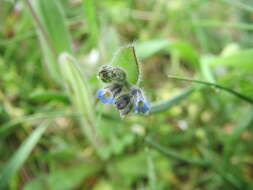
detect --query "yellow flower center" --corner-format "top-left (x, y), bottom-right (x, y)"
top-left (103, 91), bottom-right (111, 97)
top-left (138, 101), bottom-right (144, 106)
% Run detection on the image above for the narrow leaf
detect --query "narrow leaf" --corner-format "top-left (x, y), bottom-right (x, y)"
top-left (0, 111), bottom-right (77, 136)
top-left (145, 137), bottom-right (208, 166)
top-left (32, 0), bottom-right (72, 53)
top-left (82, 0), bottom-right (99, 48)
top-left (24, 0), bottom-right (72, 82)
top-left (0, 121), bottom-right (51, 188)
top-left (135, 39), bottom-right (169, 60)
top-left (58, 53), bottom-right (103, 154)
top-left (24, 163), bottom-right (101, 190)
top-left (29, 91), bottom-right (70, 104)
top-left (209, 49), bottom-right (253, 70)
top-left (150, 88), bottom-right (195, 113)
top-left (168, 75), bottom-right (253, 104)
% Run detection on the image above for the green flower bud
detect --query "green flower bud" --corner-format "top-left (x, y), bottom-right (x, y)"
top-left (98, 65), bottom-right (126, 83)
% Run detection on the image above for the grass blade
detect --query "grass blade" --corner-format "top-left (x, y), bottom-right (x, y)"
top-left (29, 91), bottom-right (70, 104)
top-left (150, 87), bottom-right (195, 113)
top-left (24, 0), bottom-right (72, 82)
top-left (135, 39), bottom-right (169, 60)
top-left (82, 0), bottom-right (99, 48)
top-left (195, 21), bottom-right (253, 31)
top-left (145, 137), bottom-right (208, 166)
top-left (0, 111), bottom-right (77, 136)
top-left (0, 121), bottom-right (51, 188)
top-left (209, 49), bottom-right (253, 70)
top-left (168, 75), bottom-right (253, 104)
top-left (146, 149), bottom-right (157, 190)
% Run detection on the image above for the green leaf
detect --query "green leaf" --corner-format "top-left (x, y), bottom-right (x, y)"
top-left (169, 41), bottom-right (200, 68)
top-left (144, 137), bottom-right (209, 166)
top-left (114, 152), bottom-right (148, 184)
top-left (0, 121), bottom-right (51, 188)
top-left (135, 39), bottom-right (199, 69)
top-left (209, 49), bottom-right (253, 70)
top-left (23, 163), bottom-right (101, 190)
top-left (200, 56), bottom-right (216, 82)
top-left (58, 53), bottom-right (105, 156)
top-left (59, 53), bottom-right (95, 124)
top-left (146, 150), bottom-right (157, 190)
top-left (82, 0), bottom-right (99, 48)
top-left (29, 90), bottom-right (70, 104)
top-left (0, 111), bottom-right (76, 136)
top-left (25, 0), bottom-right (72, 82)
top-left (150, 88), bottom-right (195, 113)
top-left (135, 39), bottom-right (169, 60)
top-left (222, 108), bottom-right (253, 166)
top-left (32, 0), bottom-right (72, 54)
top-left (111, 46), bottom-right (140, 85)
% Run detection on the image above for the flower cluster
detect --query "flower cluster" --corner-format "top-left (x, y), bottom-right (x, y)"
top-left (96, 65), bottom-right (150, 117)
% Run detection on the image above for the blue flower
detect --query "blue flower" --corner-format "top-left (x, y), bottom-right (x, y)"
top-left (96, 83), bottom-right (123, 104)
top-left (96, 89), bottom-right (115, 104)
top-left (134, 98), bottom-right (150, 114)
top-left (130, 87), bottom-right (150, 114)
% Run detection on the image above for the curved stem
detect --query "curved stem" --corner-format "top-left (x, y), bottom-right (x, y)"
top-left (168, 75), bottom-right (253, 104)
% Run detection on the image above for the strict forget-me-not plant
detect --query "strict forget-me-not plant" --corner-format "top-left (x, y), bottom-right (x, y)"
top-left (96, 46), bottom-right (150, 117)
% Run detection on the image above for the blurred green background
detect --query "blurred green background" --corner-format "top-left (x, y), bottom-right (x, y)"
top-left (1, 0), bottom-right (253, 189)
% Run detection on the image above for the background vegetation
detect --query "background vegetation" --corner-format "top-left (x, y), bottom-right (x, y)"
top-left (1, 0), bottom-right (253, 189)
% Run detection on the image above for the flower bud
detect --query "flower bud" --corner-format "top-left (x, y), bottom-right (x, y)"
top-left (115, 93), bottom-right (133, 117)
top-left (115, 94), bottom-right (131, 110)
top-left (98, 65), bottom-right (126, 83)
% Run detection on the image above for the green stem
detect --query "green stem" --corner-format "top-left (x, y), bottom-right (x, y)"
top-left (168, 75), bottom-right (253, 104)
top-left (144, 137), bottom-right (209, 166)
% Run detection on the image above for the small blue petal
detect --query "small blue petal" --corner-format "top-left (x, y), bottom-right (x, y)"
top-left (96, 89), bottom-right (105, 98)
top-left (96, 89), bottom-right (115, 104)
top-left (134, 98), bottom-right (150, 113)
top-left (101, 96), bottom-right (115, 104)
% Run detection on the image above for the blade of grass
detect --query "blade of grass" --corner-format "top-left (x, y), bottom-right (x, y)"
top-left (135, 39), bottom-right (169, 60)
top-left (223, 108), bottom-right (253, 167)
top-left (146, 137), bottom-right (244, 188)
top-left (0, 121), bottom-right (51, 188)
top-left (200, 56), bottom-right (216, 83)
top-left (190, 14), bottom-right (209, 52)
top-left (194, 21), bottom-right (253, 31)
top-left (23, 0), bottom-right (56, 56)
top-left (135, 39), bottom-right (199, 69)
top-left (82, 0), bottom-right (99, 49)
top-left (29, 91), bottom-right (70, 104)
top-left (150, 87), bottom-right (195, 113)
top-left (32, 0), bottom-right (72, 53)
top-left (23, 0), bottom-right (72, 82)
top-left (168, 75), bottom-right (253, 104)
top-left (144, 137), bottom-right (209, 166)
top-left (0, 111), bottom-right (78, 136)
top-left (222, 0), bottom-right (253, 12)
top-left (146, 148), bottom-right (157, 190)
top-left (209, 49), bottom-right (253, 70)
